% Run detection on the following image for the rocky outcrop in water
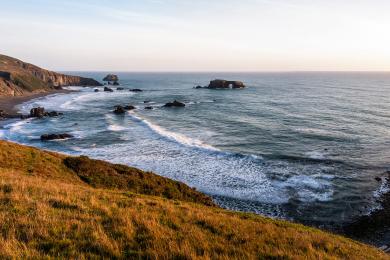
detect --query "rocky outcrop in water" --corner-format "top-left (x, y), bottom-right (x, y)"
top-left (0, 54), bottom-right (102, 97)
top-left (103, 74), bottom-right (119, 82)
top-left (41, 133), bottom-right (73, 141)
top-left (113, 106), bottom-right (126, 114)
top-left (104, 87), bottom-right (113, 92)
top-left (103, 74), bottom-right (119, 86)
top-left (163, 100), bottom-right (185, 108)
top-left (30, 107), bottom-right (45, 118)
top-left (208, 79), bottom-right (246, 89)
top-left (29, 107), bottom-right (62, 118)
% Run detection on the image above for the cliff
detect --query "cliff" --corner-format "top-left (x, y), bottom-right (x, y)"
top-left (0, 54), bottom-right (102, 96)
top-left (0, 140), bottom-right (388, 259)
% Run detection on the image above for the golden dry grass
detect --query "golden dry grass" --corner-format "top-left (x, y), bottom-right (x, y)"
top-left (0, 140), bottom-right (389, 259)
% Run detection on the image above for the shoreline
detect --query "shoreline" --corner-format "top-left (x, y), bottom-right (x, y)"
top-left (342, 172), bottom-right (390, 250)
top-left (0, 87), bottom-right (389, 252)
top-left (0, 89), bottom-right (72, 116)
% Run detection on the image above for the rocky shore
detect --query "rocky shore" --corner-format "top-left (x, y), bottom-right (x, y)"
top-left (343, 172), bottom-right (390, 250)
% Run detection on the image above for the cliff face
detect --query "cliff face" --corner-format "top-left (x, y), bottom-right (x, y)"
top-left (0, 54), bottom-right (102, 96)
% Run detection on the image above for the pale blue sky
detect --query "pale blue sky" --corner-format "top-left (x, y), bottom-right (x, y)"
top-left (1, 0), bottom-right (390, 71)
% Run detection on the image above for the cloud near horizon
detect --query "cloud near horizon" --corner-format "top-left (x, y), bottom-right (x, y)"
top-left (1, 0), bottom-right (390, 71)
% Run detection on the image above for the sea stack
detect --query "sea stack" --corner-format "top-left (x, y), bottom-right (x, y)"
top-left (208, 79), bottom-right (246, 89)
top-left (103, 74), bottom-right (119, 85)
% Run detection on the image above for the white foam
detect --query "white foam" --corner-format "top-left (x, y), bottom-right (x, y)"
top-left (277, 174), bottom-right (333, 202)
top-left (305, 151), bottom-right (327, 160)
top-left (107, 124), bottom-right (126, 132)
top-left (128, 112), bottom-right (219, 151)
top-left (18, 88), bottom-right (136, 113)
top-left (373, 177), bottom-right (390, 199)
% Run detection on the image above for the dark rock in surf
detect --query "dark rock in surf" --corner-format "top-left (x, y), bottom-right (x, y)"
top-left (124, 105), bottom-right (135, 110)
top-left (30, 107), bottom-right (45, 118)
top-left (116, 87), bottom-right (124, 90)
top-left (104, 87), bottom-right (113, 92)
top-left (113, 81), bottom-right (120, 86)
top-left (45, 111), bottom-right (60, 117)
top-left (163, 100), bottom-right (185, 108)
top-left (113, 106), bottom-right (126, 114)
top-left (129, 89), bottom-right (143, 92)
top-left (41, 133), bottom-right (73, 141)
top-left (94, 89), bottom-right (99, 92)
top-left (144, 100), bottom-right (151, 103)
top-left (145, 106), bottom-right (153, 110)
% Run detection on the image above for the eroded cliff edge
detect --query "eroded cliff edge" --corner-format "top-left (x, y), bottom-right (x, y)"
top-left (0, 54), bottom-right (102, 96)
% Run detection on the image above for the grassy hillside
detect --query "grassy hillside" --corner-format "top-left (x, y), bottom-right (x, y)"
top-left (0, 140), bottom-right (388, 259)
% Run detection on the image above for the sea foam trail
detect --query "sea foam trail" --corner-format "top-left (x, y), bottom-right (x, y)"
top-left (18, 87), bottom-right (136, 112)
top-left (128, 112), bottom-right (220, 151)
top-left (77, 113), bottom-right (335, 208)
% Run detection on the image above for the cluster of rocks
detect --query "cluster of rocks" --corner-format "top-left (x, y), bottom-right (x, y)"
top-left (163, 100), bottom-right (185, 108)
top-left (112, 100), bottom-right (186, 115)
top-left (27, 107), bottom-right (63, 119)
top-left (113, 105), bottom-right (136, 114)
top-left (103, 74), bottom-right (120, 86)
top-left (195, 79), bottom-right (246, 89)
top-left (101, 87), bottom-right (143, 93)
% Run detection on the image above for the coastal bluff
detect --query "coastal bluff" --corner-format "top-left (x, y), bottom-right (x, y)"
top-left (0, 54), bottom-right (102, 96)
top-left (0, 140), bottom-right (387, 258)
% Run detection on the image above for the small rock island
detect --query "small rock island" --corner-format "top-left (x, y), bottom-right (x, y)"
top-left (195, 79), bottom-right (246, 89)
top-left (103, 74), bottom-right (119, 86)
top-left (208, 79), bottom-right (245, 89)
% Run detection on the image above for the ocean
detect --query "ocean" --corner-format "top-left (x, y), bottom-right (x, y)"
top-left (1, 72), bottom-right (390, 228)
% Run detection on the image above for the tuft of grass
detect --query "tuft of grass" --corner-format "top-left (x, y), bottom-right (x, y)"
top-left (0, 140), bottom-right (388, 259)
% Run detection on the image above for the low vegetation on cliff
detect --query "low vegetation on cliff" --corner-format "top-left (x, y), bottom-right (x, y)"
top-left (0, 140), bottom-right (388, 259)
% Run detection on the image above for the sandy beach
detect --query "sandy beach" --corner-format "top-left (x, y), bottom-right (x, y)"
top-left (0, 90), bottom-right (71, 115)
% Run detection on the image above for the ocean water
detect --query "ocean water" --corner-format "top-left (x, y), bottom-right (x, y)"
top-left (2, 72), bottom-right (390, 227)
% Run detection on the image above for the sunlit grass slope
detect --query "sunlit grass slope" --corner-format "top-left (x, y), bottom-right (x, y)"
top-left (0, 140), bottom-right (388, 259)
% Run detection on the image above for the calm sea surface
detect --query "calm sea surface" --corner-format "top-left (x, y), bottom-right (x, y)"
top-left (2, 72), bottom-right (390, 227)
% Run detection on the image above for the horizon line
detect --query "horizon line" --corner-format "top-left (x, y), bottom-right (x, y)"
top-left (58, 70), bottom-right (390, 73)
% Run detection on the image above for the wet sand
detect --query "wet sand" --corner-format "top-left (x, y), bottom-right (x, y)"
top-left (0, 90), bottom-right (71, 115)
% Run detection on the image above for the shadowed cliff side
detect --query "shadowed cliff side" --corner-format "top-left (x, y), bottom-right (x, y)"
top-left (0, 54), bottom-right (102, 96)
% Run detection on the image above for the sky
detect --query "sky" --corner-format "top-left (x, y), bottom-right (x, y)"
top-left (1, 0), bottom-right (390, 71)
